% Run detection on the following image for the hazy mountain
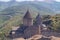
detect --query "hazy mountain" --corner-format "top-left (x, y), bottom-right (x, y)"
top-left (0, 1), bottom-right (60, 13)
top-left (0, 1), bottom-right (60, 15)
top-left (0, 1), bottom-right (19, 11)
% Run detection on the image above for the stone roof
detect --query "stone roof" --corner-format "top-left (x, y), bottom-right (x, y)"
top-left (36, 13), bottom-right (42, 19)
top-left (23, 10), bottom-right (32, 19)
top-left (36, 13), bottom-right (42, 25)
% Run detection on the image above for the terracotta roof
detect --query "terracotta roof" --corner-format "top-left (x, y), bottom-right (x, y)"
top-left (23, 10), bottom-right (32, 19)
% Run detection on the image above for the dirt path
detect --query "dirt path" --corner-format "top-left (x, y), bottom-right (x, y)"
top-left (13, 38), bottom-right (25, 40)
top-left (13, 35), bottom-right (42, 40)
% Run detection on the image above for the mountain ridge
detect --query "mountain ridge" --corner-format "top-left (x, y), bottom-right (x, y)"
top-left (0, 1), bottom-right (60, 15)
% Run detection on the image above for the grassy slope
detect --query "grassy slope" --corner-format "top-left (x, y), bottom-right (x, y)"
top-left (0, 2), bottom-right (55, 28)
top-left (0, 1), bottom-right (59, 33)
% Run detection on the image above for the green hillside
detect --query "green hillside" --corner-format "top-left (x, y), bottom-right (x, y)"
top-left (0, 1), bottom-right (60, 40)
top-left (0, 1), bottom-right (59, 28)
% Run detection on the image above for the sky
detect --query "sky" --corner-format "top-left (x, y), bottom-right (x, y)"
top-left (0, 0), bottom-right (60, 2)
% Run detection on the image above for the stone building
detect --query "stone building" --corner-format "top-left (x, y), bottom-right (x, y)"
top-left (10, 10), bottom-right (44, 39)
top-left (22, 10), bottom-right (43, 39)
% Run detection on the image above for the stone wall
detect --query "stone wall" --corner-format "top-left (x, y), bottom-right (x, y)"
top-left (23, 26), bottom-right (41, 39)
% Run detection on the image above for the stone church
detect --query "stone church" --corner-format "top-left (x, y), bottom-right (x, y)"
top-left (23, 10), bottom-right (43, 38)
top-left (11, 10), bottom-right (46, 39)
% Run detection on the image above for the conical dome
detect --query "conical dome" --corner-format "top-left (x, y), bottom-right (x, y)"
top-left (23, 10), bottom-right (32, 19)
top-left (36, 13), bottom-right (42, 25)
top-left (36, 13), bottom-right (42, 20)
top-left (23, 10), bottom-right (33, 26)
